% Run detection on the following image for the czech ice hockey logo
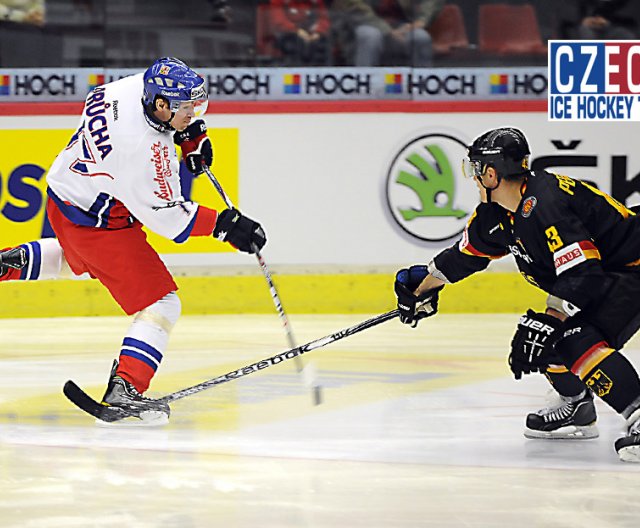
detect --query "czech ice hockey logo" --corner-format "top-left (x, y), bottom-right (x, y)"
top-left (549, 41), bottom-right (640, 121)
top-left (521, 196), bottom-right (537, 218)
top-left (385, 133), bottom-right (476, 242)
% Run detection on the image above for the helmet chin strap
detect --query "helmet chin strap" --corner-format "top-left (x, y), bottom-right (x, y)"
top-left (476, 173), bottom-right (501, 203)
top-left (142, 99), bottom-right (176, 133)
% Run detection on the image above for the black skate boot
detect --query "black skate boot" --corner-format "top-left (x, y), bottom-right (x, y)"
top-left (0, 247), bottom-right (27, 278)
top-left (615, 409), bottom-right (640, 462)
top-left (524, 390), bottom-right (598, 439)
top-left (100, 361), bottom-right (170, 425)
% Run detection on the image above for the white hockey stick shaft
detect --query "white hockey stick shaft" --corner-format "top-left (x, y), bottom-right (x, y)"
top-left (202, 166), bottom-right (323, 404)
top-left (161, 310), bottom-right (398, 403)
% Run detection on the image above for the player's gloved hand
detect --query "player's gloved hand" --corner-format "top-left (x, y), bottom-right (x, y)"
top-left (173, 119), bottom-right (213, 175)
top-left (509, 309), bottom-right (563, 380)
top-left (213, 208), bottom-right (267, 254)
top-left (394, 265), bottom-right (443, 327)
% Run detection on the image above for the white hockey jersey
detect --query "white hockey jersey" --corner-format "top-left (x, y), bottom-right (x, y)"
top-left (47, 73), bottom-right (208, 243)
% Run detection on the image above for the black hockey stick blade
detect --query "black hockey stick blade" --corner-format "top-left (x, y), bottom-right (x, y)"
top-left (63, 380), bottom-right (127, 422)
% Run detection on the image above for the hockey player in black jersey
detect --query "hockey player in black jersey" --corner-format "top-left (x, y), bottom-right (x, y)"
top-left (394, 127), bottom-right (640, 462)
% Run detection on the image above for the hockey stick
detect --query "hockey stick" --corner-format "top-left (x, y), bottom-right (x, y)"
top-left (161, 308), bottom-right (398, 403)
top-left (62, 310), bottom-right (398, 421)
top-left (202, 165), bottom-right (323, 405)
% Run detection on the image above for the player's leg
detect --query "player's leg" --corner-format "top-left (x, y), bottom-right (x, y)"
top-left (47, 199), bottom-right (177, 420)
top-left (100, 292), bottom-right (180, 419)
top-left (524, 295), bottom-right (598, 439)
top-left (0, 238), bottom-right (77, 281)
top-left (556, 316), bottom-right (640, 461)
top-left (524, 367), bottom-right (598, 439)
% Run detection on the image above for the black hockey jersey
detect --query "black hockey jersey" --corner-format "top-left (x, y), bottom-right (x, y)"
top-left (432, 170), bottom-right (640, 311)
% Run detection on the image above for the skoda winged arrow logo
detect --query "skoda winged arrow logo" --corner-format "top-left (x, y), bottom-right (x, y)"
top-left (385, 133), bottom-right (476, 242)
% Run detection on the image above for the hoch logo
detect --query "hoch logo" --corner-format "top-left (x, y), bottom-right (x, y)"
top-left (385, 133), bottom-right (476, 242)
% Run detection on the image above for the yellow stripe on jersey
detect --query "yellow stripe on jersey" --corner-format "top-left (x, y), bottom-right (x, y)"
top-left (579, 181), bottom-right (635, 218)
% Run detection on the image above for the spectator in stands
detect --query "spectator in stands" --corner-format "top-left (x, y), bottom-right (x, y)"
top-left (0, 0), bottom-right (44, 25)
top-left (577, 0), bottom-right (636, 39)
top-left (211, 0), bottom-right (232, 25)
top-left (333, 0), bottom-right (443, 67)
top-left (268, 0), bottom-right (331, 65)
top-left (0, 0), bottom-right (49, 67)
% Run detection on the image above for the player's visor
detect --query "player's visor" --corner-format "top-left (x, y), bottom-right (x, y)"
top-left (170, 98), bottom-right (208, 118)
top-left (462, 157), bottom-right (485, 179)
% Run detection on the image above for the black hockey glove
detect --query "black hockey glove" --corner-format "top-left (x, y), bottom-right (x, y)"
top-left (213, 208), bottom-right (267, 254)
top-left (394, 265), bottom-right (443, 327)
top-left (509, 309), bottom-right (563, 380)
top-left (174, 119), bottom-right (213, 175)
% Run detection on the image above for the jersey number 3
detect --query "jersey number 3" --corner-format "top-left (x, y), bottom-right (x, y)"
top-left (545, 226), bottom-right (563, 252)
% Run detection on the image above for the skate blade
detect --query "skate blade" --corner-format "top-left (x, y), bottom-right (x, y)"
top-left (524, 424), bottom-right (599, 440)
top-left (618, 445), bottom-right (640, 463)
top-left (95, 411), bottom-right (169, 428)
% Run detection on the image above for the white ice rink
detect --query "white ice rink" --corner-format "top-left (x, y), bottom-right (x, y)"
top-left (0, 313), bottom-right (638, 527)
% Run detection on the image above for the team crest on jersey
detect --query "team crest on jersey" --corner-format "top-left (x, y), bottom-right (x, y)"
top-left (521, 196), bottom-right (537, 218)
top-left (586, 369), bottom-right (613, 397)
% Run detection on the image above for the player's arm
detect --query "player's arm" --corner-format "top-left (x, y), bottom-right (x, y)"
top-left (394, 203), bottom-right (509, 326)
top-left (114, 151), bottom-right (266, 253)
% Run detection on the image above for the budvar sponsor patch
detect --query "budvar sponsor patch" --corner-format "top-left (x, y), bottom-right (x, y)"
top-left (549, 41), bottom-right (640, 121)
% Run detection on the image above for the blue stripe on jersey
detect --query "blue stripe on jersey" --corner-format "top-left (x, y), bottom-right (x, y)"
top-left (173, 211), bottom-right (198, 243)
top-left (122, 337), bottom-right (163, 362)
top-left (120, 349), bottom-right (159, 371)
top-left (47, 188), bottom-right (115, 229)
top-left (99, 198), bottom-right (115, 228)
top-left (88, 193), bottom-right (109, 227)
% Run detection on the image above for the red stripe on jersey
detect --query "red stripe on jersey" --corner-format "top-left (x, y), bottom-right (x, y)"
top-left (191, 206), bottom-right (218, 236)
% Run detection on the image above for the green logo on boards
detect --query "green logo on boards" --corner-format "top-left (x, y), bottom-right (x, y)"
top-left (385, 133), bottom-right (475, 242)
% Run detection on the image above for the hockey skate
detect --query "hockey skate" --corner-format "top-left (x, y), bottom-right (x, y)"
top-left (99, 361), bottom-right (170, 426)
top-left (524, 390), bottom-right (599, 439)
top-left (615, 409), bottom-right (640, 462)
top-left (0, 247), bottom-right (27, 278)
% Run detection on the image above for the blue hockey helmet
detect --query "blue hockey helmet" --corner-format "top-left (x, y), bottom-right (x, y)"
top-left (142, 57), bottom-right (208, 117)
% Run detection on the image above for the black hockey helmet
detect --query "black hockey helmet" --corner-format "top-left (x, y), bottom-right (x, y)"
top-left (463, 127), bottom-right (531, 181)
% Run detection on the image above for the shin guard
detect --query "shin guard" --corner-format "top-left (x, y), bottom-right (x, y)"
top-left (116, 292), bottom-right (181, 393)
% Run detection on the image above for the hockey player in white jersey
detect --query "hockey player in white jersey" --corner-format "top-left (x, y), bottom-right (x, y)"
top-left (0, 57), bottom-right (266, 424)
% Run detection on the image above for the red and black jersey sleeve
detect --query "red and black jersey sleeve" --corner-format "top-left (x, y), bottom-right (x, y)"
top-left (431, 203), bottom-right (510, 283)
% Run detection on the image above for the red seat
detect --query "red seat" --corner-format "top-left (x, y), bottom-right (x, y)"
top-left (429, 4), bottom-right (469, 55)
top-left (479, 3), bottom-right (546, 55)
top-left (256, 3), bottom-right (281, 59)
